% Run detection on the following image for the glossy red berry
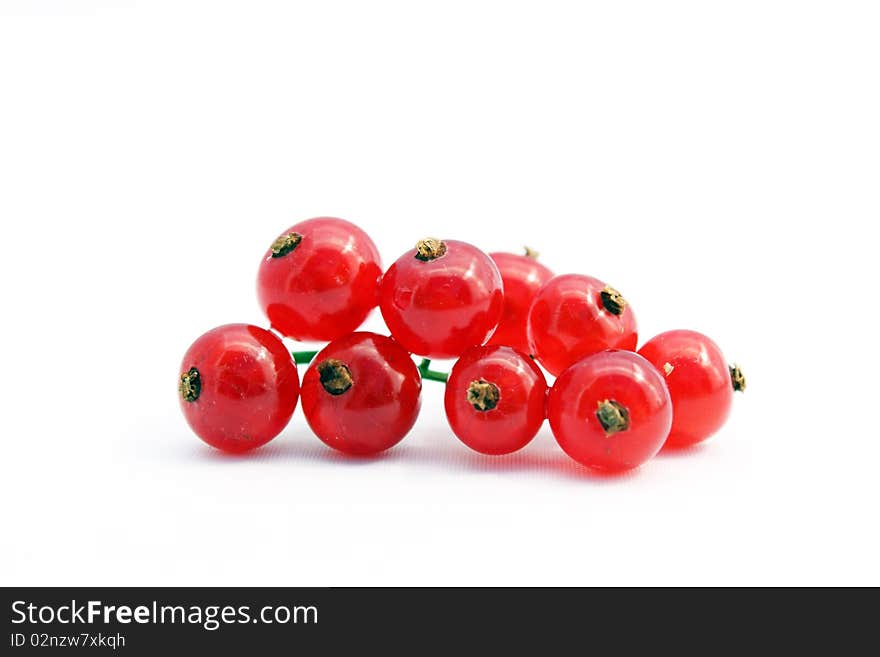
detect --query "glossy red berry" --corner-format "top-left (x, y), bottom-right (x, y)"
top-left (444, 345), bottom-right (547, 455)
top-left (178, 324), bottom-right (300, 453)
top-left (528, 274), bottom-right (637, 376)
top-left (548, 350), bottom-right (672, 472)
top-left (487, 250), bottom-right (554, 354)
top-left (379, 238), bottom-right (504, 359)
top-left (638, 330), bottom-right (744, 449)
top-left (257, 217), bottom-right (383, 342)
top-left (300, 332), bottom-right (422, 456)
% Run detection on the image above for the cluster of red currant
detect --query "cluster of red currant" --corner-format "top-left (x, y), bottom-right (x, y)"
top-left (179, 217), bottom-right (744, 472)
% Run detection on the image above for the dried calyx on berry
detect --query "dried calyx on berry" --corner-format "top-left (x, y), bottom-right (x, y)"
top-left (317, 359), bottom-right (354, 395)
top-left (270, 232), bottom-right (303, 258)
top-left (729, 364), bottom-right (746, 392)
top-left (600, 286), bottom-right (627, 316)
top-left (595, 399), bottom-right (630, 436)
top-left (414, 238), bottom-right (447, 261)
top-left (179, 367), bottom-right (201, 402)
top-left (466, 379), bottom-right (500, 412)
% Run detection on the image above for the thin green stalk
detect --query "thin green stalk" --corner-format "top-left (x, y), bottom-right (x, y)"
top-left (294, 351), bottom-right (448, 384)
top-left (292, 350), bottom-right (319, 365)
top-left (417, 358), bottom-right (448, 384)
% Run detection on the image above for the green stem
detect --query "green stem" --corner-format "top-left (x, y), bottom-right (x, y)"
top-left (294, 351), bottom-right (448, 383)
top-left (292, 350), bottom-right (319, 365)
top-left (417, 358), bottom-right (449, 384)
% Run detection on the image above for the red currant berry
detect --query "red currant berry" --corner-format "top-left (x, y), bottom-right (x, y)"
top-left (379, 238), bottom-right (504, 359)
top-left (178, 324), bottom-right (300, 453)
top-left (528, 274), bottom-right (637, 376)
top-left (638, 330), bottom-right (744, 449)
top-left (487, 249), bottom-right (554, 354)
top-left (257, 217), bottom-right (383, 342)
top-left (548, 350), bottom-right (672, 472)
top-left (444, 345), bottom-right (547, 455)
top-left (300, 332), bottom-right (422, 456)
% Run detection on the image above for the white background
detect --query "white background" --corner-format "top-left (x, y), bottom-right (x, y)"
top-left (1, 1), bottom-right (878, 586)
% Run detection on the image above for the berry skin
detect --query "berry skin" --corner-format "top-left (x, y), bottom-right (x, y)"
top-left (444, 345), bottom-right (547, 455)
top-left (379, 238), bottom-right (504, 359)
top-left (487, 251), bottom-right (554, 354)
top-left (178, 324), bottom-right (300, 453)
top-left (300, 332), bottom-right (422, 456)
top-left (548, 350), bottom-right (672, 472)
top-left (257, 217), bottom-right (383, 342)
top-left (638, 330), bottom-right (744, 449)
top-left (527, 274), bottom-right (637, 376)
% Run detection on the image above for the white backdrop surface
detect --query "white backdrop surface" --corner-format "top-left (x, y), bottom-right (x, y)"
top-left (1, 1), bottom-right (878, 586)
